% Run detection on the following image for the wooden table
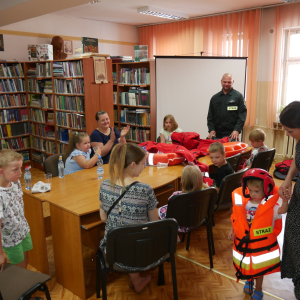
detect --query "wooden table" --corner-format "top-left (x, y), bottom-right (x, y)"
top-left (23, 146), bottom-right (251, 299)
top-left (23, 163), bottom-right (185, 299)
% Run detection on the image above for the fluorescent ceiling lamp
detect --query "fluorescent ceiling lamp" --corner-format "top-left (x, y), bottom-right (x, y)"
top-left (137, 6), bottom-right (188, 20)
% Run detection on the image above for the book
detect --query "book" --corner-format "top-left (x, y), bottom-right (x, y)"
top-left (81, 37), bottom-right (98, 53)
top-left (134, 45), bottom-right (148, 62)
top-left (28, 44), bottom-right (53, 61)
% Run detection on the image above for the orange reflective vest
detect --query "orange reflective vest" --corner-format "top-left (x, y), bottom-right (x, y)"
top-left (231, 186), bottom-right (282, 280)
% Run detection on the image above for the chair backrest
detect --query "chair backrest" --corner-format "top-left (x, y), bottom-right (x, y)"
top-left (225, 153), bottom-right (242, 172)
top-left (166, 188), bottom-right (217, 229)
top-left (44, 153), bottom-right (66, 177)
top-left (105, 219), bottom-right (178, 271)
top-left (157, 136), bottom-right (161, 143)
top-left (209, 153), bottom-right (242, 179)
top-left (251, 148), bottom-right (276, 172)
top-left (216, 168), bottom-right (248, 208)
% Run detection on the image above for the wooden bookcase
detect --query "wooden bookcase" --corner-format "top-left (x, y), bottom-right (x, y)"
top-left (0, 62), bottom-right (30, 164)
top-left (0, 58), bottom-right (113, 170)
top-left (112, 60), bottom-right (156, 143)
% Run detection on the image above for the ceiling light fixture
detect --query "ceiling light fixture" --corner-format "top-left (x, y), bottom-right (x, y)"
top-left (89, 0), bottom-right (100, 4)
top-left (137, 6), bottom-right (188, 20)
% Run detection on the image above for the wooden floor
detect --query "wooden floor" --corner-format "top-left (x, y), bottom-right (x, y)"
top-left (24, 162), bottom-right (296, 300)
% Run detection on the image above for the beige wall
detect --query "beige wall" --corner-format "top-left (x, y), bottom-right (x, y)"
top-left (0, 13), bottom-right (139, 61)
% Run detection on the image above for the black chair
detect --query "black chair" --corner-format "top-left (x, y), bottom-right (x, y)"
top-left (212, 168), bottom-right (248, 225)
top-left (166, 188), bottom-right (217, 268)
top-left (209, 153), bottom-right (242, 179)
top-left (0, 263), bottom-right (51, 300)
top-left (157, 136), bottom-right (161, 143)
top-left (96, 219), bottom-right (178, 300)
top-left (225, 153), bottom-right (242, 172)
top-left (43, 153), bottom-right (66, 177)
top-left (251, 148), bottom-right (276, 172)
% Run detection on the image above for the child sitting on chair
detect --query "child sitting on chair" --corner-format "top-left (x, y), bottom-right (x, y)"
top-left (158, 165), bottom-right (209, 233)
top-left (64, 132), bottom-right (102, 175)
top-left (245, 129), bottom-right (269, 168)
top-left (209, 142), bottom-right (234, 193)
top-left (159, 114), bottom-right (183, 144)
top-left (0, 150), bottom-right (32, 271)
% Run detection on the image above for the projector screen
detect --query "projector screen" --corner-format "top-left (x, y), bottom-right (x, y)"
top-left (155, 56), bottom-right (247, 140)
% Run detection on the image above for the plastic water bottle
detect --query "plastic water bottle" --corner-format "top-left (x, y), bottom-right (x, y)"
top-left (97, 155), bottom-right (104, 179)
top-left (24, 166), bottom-right (32, 190)
top-left (58, 155), bottom-right (65, 178)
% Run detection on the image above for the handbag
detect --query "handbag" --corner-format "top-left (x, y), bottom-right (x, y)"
top-left (106, 181), bottom-right (138, 217)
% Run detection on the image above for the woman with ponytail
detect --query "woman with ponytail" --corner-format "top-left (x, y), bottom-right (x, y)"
top-left (99, 143), bottom-right (159, 293)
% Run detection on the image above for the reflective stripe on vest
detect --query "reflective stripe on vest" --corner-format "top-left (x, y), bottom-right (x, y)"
top-left (233, 249), bottom-right (250, 270)
top-left (233, 248), bottom-right (280, 271)
top-left (234, 193), bottom-right (243, 206)
top-left (148, 153), bottom-right (154, 165)
top-left (252, 249), bottom-right (280, 270)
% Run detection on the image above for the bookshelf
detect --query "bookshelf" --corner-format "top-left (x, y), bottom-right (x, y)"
top-left (0, 58), bottom-right (113, 170)
top-left (0, 62), bottom-right (30, 163)
top-left (113, 61), bottom-right (156, 143)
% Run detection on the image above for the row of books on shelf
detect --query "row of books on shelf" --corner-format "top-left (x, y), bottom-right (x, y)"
top-left (57, 128), bottom-right (69, 143)
top-left (29, 94), bottom-right (53, 109)
top-left (20, 150), bottom-right (30, 162)
top-left (30, 109), bottom-right (54, 124)
top-left (32, 152), bottom-right (46, 164)
top-left (27, 79), bottom-right (52, 93)
top-left (118, 68), bottom-right (150, 85)
top-left (58, 143), bottom-right (67, 153)
top-left (0, 93), bottom-right (26, 108)
top-left (0, 136), bottom-right (29, 150)
top-left (0, 79), bottom-right (25, 93)
top-left (0, 122), bottom-right (29, 138)
top-left (53, 79), bottom-right (84, 95)
top-left (0, 63), bottom-right (24, 78)
top-left (56, 112), bottom-right (86, 129)
top-left (120, 109), bottom-right (150, 126)
top-left (55, 95), bottom-right (84, 112)
top-left (30, 123), bottom-right (54, 140)
top-left (119, 88), bottom-right (150, 106)
top-left (0, 108), bottom-right (28, 123)
top-left (53, 61), bottom-right (83, 77)
top-left (30, 136), bottom-right (56, 154)
top-left (126, 127), bottom-right (150, 143)
top-left (26, 62), bottom-right (51, 78)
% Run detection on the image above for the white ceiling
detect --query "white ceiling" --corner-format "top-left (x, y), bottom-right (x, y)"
top-left (0, 0), bottom-right (288, 27)
top-left (51, 0), bottom-right (286, 26)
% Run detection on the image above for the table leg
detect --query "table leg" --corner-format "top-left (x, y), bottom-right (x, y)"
top-left (50, 204), bottom-right (87, 300)
top-left (23, 194), bottom-right (49, 274)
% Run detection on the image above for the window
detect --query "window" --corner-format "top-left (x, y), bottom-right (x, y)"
top-left (281, 29), bottom-right (300, 107)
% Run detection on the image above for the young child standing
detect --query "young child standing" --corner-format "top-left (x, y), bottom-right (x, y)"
top-left (228, 168), bottom-right (289, 300)
top-left (64, 132), bottom-right (102, 175)
top-left (159, 114), bottom-right (183, 144)
top-left (158, 165), bottom-right (209, 232)
top-left (246, 129), bottom-right (269, 167)
top-left (0, 149), bottom-right (32, 271)
top-left (209, 142), bottom-right (234, 192)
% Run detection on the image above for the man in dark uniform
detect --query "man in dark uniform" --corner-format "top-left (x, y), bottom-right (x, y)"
top-left (207, 73), bottom-right (247, 141)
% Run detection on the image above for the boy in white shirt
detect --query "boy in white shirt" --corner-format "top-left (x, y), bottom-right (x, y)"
top-left (0, 149), bottom-right (32, 271)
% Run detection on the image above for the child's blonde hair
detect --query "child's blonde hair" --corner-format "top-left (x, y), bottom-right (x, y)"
top-left (109, 143), bottom-right (146, 189)
top-left (163, 114), bottom-right (178, 132)
top-left (209, 142), bottom-right (225, 155)
top-left (181, 165), bottom-right (203, 193)
top-left (0, 149), bottom-right (23, 168)
top-left (249, 129), bottom-right (266, 142)
top-left (247, 179), bottom-right (263, 189)
top-left (65, 132), bottom-right (89, 158)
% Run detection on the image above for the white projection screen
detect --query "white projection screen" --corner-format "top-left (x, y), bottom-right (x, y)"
top-left (155, 56), bottom-right (247, 140)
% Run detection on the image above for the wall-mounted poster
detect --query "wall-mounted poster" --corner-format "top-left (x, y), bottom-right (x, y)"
top-left (0, 35), bottom-right (4, 51)
top-left (64, 40), bottom-right (73, 55)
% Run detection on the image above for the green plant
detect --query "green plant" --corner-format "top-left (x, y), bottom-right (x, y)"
top-left (278, 105), bottom-right (285, 113)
